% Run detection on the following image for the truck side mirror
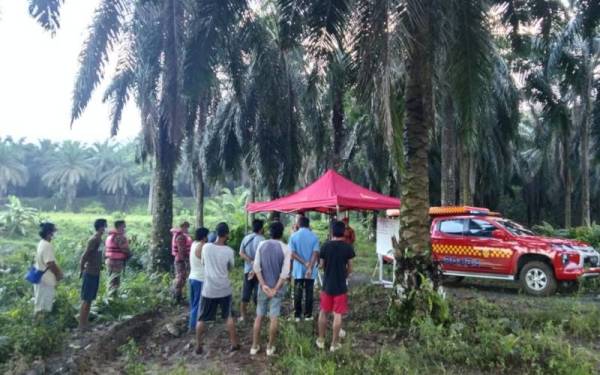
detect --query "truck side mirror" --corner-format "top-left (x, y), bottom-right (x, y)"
top-left (492, 229), bottom-right (508, 240)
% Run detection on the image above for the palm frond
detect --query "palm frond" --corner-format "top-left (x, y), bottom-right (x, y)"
top-left (71, 0), bottom-right (128, 123)
top-left (102, 66), bottom-right (135, 137)
top-left (28, 0), bottom-right (64, 34)
top-left (447, 0), bottom-right (495, 140)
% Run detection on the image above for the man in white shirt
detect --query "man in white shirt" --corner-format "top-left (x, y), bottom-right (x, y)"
top-left (195, 222), bottom-right (240, 354)
top-left (34, 222), bottom-right (63, 315)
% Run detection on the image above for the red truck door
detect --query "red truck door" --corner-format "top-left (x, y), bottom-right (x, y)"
top-left (432, 218), bottom-right (480, 273)
top-left (464, 218), bottom-right (515, 275)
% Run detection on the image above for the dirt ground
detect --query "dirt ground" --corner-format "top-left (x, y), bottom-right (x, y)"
top-left (19, 275), bottom-right (600, 375)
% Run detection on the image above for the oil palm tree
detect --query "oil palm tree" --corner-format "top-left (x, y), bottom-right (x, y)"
top-left (546, 0), bottom-right (600, 226)
top-left (71, 0), bottom-right (247, 270)
top-left (0, 139), bottom-right (29, 198)
top-left (41, 141), bottom-right (94, 211)
top-left (98, 155), bottom-right (141, 210)
top-left (202, 11), bottom-right (303, 204)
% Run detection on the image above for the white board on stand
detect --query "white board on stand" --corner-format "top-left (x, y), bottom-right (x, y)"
top-left (376, 217), bottom-right (400, 256)
top-left (373, 217), bottom-right (400, 287)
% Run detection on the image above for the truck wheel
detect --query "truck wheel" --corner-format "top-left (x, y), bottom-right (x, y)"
top-left (519, 261), bottom-right (557, 296)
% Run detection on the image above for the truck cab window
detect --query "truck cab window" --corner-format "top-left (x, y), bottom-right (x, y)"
top-left (467, 219), bottom-right (496, 237)
top-left (438, 219), bottom-right (465, 235)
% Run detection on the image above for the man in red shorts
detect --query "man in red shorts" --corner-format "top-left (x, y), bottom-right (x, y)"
top-left (317, 220), bottom-right (355, 352)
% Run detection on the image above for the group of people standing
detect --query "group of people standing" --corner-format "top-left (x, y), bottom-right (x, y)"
top-left (32, 219), bottom-right (131, 329)
top-left (179, 215), bottom-right (356, 356)
top-left (32, 213), bottom-right (357, 356)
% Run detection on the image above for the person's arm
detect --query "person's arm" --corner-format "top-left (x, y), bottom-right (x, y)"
top-left (116, 235), bottom-right (131, 257)
top-left (304, 240), bottom-right (320, 278)
top-left (291, 252), bottom-right (308, 266)
top-left (273, 247), bottom-right (291, 292)
top-left (319, 247), bottom-right (326, 270)
top-left (346, 247), bottom-right (356, 278)
top-left (253, 249), bottom-right (274, 297)
top-left (239, 239), bottom-right (255, 263)
top-left (79, 239), bottom-right (93, 273)
top-left (227, 250), bottom-right (234, 271)
top-left (47, 261), bottom-right (63, 281)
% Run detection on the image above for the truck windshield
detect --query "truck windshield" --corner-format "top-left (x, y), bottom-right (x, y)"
top-left (496, 219), bottom-right (535, 236)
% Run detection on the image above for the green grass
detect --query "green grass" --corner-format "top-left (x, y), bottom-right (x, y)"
top-left (2, 212), bottom-right (600, 374)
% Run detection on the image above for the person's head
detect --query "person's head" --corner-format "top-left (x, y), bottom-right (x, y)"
top-left (269, 221), bottom-right (284, 240)
top-left (39, 222), bottom-right (56, 241)
top-left (114, 220), bottom-right (126, 234)
top-left (251, 219), bottom-right (264, 234)
top-left (331, 220), bottom-right (346, 238)
top-left (207, 231), bottom-right (217, 243)
top-left (215, 222), bottom-right (229, 241)
top-left (298, 216), bottom-right (310, 228)
top-left (94, 219), bottom-right (108, 235)
top-left (195, 227), bottom-right (209, 242)
top-left (180, 221), bottom-right (190, 233)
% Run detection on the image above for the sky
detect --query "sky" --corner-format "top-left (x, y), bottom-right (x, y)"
top-left (0, 0), bottom-right (140, 143)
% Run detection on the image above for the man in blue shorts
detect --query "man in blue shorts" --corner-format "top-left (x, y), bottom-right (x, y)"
top-left (78, 218), bottom-right (107, 330)
top-left (195, 223), bottom-right (240, 354)
top-left (250, 221), bottom-right (291, 356)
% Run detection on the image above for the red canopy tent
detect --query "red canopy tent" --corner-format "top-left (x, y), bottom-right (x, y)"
top-left (246, 170), bottom-right (400, 214)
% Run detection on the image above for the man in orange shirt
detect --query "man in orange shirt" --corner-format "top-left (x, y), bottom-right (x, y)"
top-left (342, 217), bottom-right (355, 245)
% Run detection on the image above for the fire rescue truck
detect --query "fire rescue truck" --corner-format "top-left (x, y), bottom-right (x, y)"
top-left (385, 206), bottom-right (600, 296)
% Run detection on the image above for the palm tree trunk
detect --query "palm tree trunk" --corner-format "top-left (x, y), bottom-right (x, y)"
top-left (398, 55), bottom-right (431, 256)
top-left (148, 173), bottom-right (154, 214)
top-left (441, 95), bottom-right (457, 206)
top-left (150, 143), bottom-right (177, 272)
top-left (331, 81), bottom-right (345, 170)
top-left (458, 142), bottom-right (473, 205)
top-left (580, 63), bottom-right (593, 226)
top-left (66, 185), bottom-right (76, 212)
top-left (562, 135), bottom-right (572, 229)
top-left (581, 114), bottom-right (591, 227)
top-left (249, 178), bottom-right (256, 222)
top-left (391, 0), bottom-right (447, 324)
top-left (194, 170), bottom-right (204, 228)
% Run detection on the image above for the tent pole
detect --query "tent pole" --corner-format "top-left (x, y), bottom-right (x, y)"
top-left (245, 210), bottom-right (249, 234)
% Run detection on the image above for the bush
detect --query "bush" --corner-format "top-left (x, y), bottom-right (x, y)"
top-left (0, 196), bottom-right (39, 237)
top-left (80, 202), bottom-right (107, 215)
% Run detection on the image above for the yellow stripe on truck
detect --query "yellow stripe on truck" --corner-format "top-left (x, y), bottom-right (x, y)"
top-left (432, 244), bottom-right (512, 258)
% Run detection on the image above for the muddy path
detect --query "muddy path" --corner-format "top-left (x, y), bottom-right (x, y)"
top-left (34, 307), bottom-right (272, 375)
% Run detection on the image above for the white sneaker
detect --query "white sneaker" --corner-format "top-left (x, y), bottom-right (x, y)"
top-left (339, 329), bottom-right (346, 339)
top-left (250, 345), bottom-right (260, 356)
top-left (304, 316), bottom-right (314, 322)
top-left (294, 317), bottom-right (301, 323)
top-left (315, 338), bottom-right (325, 350)
top-left (266, 346), bottom-right (276, 356)
top-left (330, 343), bottom-right (342, 352)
